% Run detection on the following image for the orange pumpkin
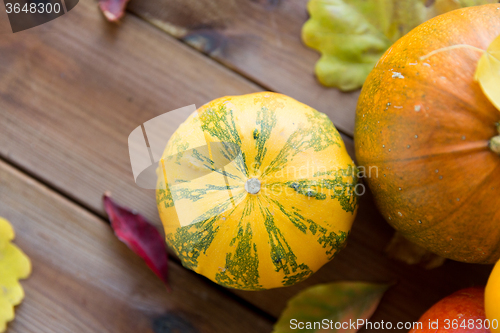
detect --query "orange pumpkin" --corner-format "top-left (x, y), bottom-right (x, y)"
top-left (354, 4), bottom-right (500, 263)
top-left (409, 287), bottom-right (489, 333)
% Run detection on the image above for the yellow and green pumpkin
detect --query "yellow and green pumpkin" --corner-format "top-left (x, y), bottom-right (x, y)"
top-left (486, 259), bottom-right (500, 331)
top-left (156, 92), bottom-right (358, 290)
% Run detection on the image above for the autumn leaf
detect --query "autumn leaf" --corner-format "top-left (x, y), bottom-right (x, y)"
top-left (98, 0), bottom-right (131, 22)
top-left (102, 193), bottom-right (170, 290)
top-left (273, 282), bottom-right (389, 333)
top-left (302, 0), bottom-right (497, 91)
top-left (475, 33), bottom-right (500, 111)
top-left (0, 217), bottom-right (31, 333)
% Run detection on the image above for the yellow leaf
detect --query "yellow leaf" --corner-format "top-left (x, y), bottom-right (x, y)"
top-left (0, 217), bottom-right (31, 332)
top-left (475, 33), bottom-right (500, 112)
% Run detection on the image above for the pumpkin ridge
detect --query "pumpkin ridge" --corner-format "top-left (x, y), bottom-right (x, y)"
top-left (399, 159), bottom-right (500, 262)
top-left (214, 198), bottom-right (264, 290)
top-left (416, 84), bottom-right (500, 125)
top-left (362, 141), bottom-right (490, 165)
top-left (370, 28), bottom-right (500, 125)
top-left (366, 148), bottom-right (500, 237)
top-left (366, 65), bottom-right (498, 128)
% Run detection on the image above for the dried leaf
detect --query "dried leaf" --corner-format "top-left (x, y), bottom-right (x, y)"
top-left (98, 0), bottom-right (131, 22)
top-left (302, 0), bottom-right (497, 91)
top-left (475, 33), bottom-right (500, 111)
top-left (0, 217), bottom-right (31, 333)
top-left (102, 193), bottom-right (170, 289)
top-left (273, 282), bottom-right (389, 333)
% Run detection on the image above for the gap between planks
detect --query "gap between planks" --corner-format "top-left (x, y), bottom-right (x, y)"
top-left (0, 157), bottom-right (276, 333)
top-left (123, 9), bottom-right (356, 141)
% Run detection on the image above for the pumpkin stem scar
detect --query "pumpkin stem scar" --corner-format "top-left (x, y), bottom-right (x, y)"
top-left (245, 178), bottom-right (261, 194)
top-left (490, 136), bottom-right (500, 155)
top-left (419, 44), bottom-right (485, 61)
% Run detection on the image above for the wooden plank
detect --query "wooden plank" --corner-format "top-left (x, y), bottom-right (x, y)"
top-left (0, 0), bottom-right (491, 326)
top-left (0, 0), bottom-right (353, 226)
top-left (0, 160), bottom-right (272, 333)
top-left (128, 0), bottom-right (360, 136)
top-left (0, 0), bottom-right (262, 225)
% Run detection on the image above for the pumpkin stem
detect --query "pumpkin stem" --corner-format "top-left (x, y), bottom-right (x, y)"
top-left (490, 136), bottom-right (500, 155)
top-left (245, 178), bottom-right (261, 194)
top-left (419, 44), bottom-right (485, 61)
top-left (385, 232), bottom-right (446, 269)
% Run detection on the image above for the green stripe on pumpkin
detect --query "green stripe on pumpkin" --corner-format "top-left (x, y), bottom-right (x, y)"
top-left (199, 105), bottom-right (248, 177)
top-left (171, 184), bottom-right (241, 203)
top-left (266, 197), bottom-right (349, 260)
top-left (264, 165), bottom-right (359, 214)
top-left (257, 197), bottom-right (313, 286)
top-left (166, 215), bottom-right (221, 271)
top-left (166, 191), bottom-right (245, 269)
top-left (262, 112), bottom-right (342, 177)
top-left (253, 107), bottom-right (277, 171)
top-left (189, 147), bottom-right (242, 181)
top-left (215, 199), bottom-right (264, 290)
top-left (156, 184), bottom-right (174, 209)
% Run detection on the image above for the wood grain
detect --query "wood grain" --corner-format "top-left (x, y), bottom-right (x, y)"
top-left (0, 0), bottom-right (261, 225)
top-left (0, 0), bottom-right (492, 328)
top-left (0, 160), bottom-right (272, 333)
top-left (127, 0), bottom-right (360, 136)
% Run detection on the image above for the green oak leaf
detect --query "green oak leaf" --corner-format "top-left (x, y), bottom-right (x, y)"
top-left (302, 0), bottom-right (497, 91)
top-left (273, 282), bottom-right (389, 333)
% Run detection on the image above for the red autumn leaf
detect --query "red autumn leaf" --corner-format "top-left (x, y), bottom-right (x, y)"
top-left (103, 192), bottom-right (170, 290)
top-left (98, 0), bottom-right (131, 22)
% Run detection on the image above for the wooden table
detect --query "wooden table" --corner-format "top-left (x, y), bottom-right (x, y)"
top-left (0, 1), bottom-right (492, 332)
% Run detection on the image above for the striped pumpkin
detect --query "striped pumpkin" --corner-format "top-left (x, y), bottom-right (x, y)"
top-left (156, 92), bottom-right (358, 290)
